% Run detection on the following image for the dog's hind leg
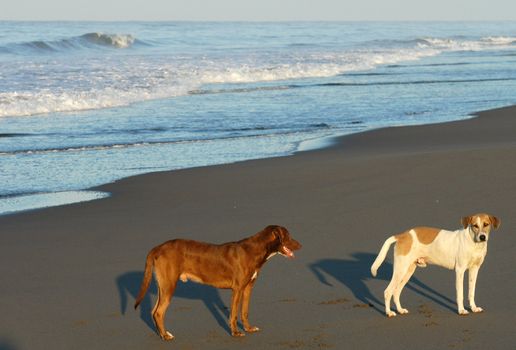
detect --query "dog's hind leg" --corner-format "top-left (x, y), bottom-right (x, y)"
top-left (384, 259), bottom-right (410, 317)
top-left (152, 270), bottom-right (178, 340)
top-left (241, 281), bottom-right (260, 333)
top-left (393, 263), bottom-right (416, 314)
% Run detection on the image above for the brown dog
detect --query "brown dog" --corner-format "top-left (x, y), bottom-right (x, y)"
top-left (134, 225), bottom-right (301, 340)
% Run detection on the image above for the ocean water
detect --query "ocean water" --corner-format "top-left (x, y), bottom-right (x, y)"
top-left (1, 21), bottom-right (516, 215)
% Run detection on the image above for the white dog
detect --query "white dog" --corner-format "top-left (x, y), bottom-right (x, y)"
top-left (371, 213), bottom-right (500, 317)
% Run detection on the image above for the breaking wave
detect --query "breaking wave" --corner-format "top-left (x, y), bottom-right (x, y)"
top-left (1, 34), bottom-right (515, 118)
top-left (2, 32), bottom-right (140, 54)
top-left (416, 36), bottom-right (516, 50)
top-left (368, 36), bottom-right (516, 51)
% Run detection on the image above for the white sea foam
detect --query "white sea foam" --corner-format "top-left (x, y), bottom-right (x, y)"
top-left (480, 36), bottom-right (516, 45)
top-left (418, 36), bottom-right (516, 51)
top-left (0, 85), bottom-right (193, 117)
top-left (0, 191), bottom-right (109, 216)
top-left (80, 32), bottom-right (135, 49)
top-left (1, 34), bottom-right (514, 118)
top-left (0, 50), bottom-right (438, 117)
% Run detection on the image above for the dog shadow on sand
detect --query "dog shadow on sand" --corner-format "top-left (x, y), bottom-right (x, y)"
top-left (117, 271), bottom-right (231, 334)
top-left (310, 252), bottom-right (457, 315)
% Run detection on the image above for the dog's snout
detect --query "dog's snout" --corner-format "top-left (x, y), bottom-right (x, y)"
top-left (479, 234), bottom-right (486, 241)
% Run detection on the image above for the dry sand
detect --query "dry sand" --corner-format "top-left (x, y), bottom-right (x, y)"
top-left (1, 106), bottom-right (515, 350)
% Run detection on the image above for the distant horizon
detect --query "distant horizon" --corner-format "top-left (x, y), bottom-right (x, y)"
top-left (2, 0), bottom-right (515, 22)
top-left (2, 19), bottom-right (516, 23)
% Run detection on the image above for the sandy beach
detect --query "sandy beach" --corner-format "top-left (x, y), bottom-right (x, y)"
top-left (1, 105), bottom-right (515, 350)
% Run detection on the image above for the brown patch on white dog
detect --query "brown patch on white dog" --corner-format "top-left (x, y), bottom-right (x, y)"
top-left (413, 227), bottom-right (441, 245)
top-left (394, 232), bottom-right (413, 256)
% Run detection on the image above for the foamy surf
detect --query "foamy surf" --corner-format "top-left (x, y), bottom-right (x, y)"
top-left (1, 34), bottom-right (514, 118)
top-left (0, 191), bottom-right (109, 216)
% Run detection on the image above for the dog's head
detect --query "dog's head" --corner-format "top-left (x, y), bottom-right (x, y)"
top-left (461, 213), bottom-right (500, 243)
top-left (265, 225), bottom-right (302, 258)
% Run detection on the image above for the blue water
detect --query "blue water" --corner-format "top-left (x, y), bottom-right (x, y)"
top-left (1, 22), bottom-right (516, 214)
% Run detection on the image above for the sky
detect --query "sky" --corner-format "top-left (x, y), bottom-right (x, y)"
top-left (2, 0), bottom-right (516, 21)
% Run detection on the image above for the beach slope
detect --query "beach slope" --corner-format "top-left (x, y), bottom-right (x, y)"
top-left (1, 106), bottom-right (515, 350)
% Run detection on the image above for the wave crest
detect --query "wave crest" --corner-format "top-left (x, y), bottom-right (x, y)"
top-left (80, 33), bottom-right (136, 49)
top-left (417, 36), bottom-right (516, 50)
top-left (2, 32), bottom-right (140, 54)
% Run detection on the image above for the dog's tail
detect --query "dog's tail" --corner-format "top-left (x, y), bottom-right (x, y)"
top-left (371, 236), bottom-right (397, 277)
top-left (134, 248), bottom-right (157, 309)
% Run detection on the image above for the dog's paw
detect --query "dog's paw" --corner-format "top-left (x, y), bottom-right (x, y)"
top-left (161, 331), bottom-right (175, 341)
top-left (232, 331), bottom-right (245, 337)
top-left (458, 309), bottom-right (469, 316)
top-left (397, 308), bottom-right (409, 315)
top-left (386, 311), bottom-right (397, 318)
top-left (471, 306), bottom-right (483, 313)
top-left (245, 326), bottom-right (260, 333)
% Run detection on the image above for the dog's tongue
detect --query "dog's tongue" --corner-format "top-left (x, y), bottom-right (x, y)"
top-left (282, 245), bottom-right (295, 258)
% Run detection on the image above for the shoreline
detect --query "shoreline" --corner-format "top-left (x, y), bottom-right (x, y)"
top-left (0, 107), bottom-right (484, 217)
top-left (1, 104), bottom-right (515, 350)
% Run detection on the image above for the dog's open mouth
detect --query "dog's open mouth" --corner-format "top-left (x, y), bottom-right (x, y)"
top-left (280, 245), bottom-right (295, 258)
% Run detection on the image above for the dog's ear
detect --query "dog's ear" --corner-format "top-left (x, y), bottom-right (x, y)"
top-left (265, 225), bottom-right (282, 242)
top-left (489, 215), bottom-right (501, 229)
top-left (273, 226), bottom-right (284, 243)
top-left (461, 216), bottom-right (471, 229)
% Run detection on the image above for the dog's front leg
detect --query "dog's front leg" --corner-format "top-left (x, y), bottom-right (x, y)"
top-left (468, 265), bottom-right (483, 313)
top-left (230, 289), bottom-right (245, 337)
top-left (455, 267), bottom-right (468, 315)
top-left (241, 282), bottom-right (260, 333)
